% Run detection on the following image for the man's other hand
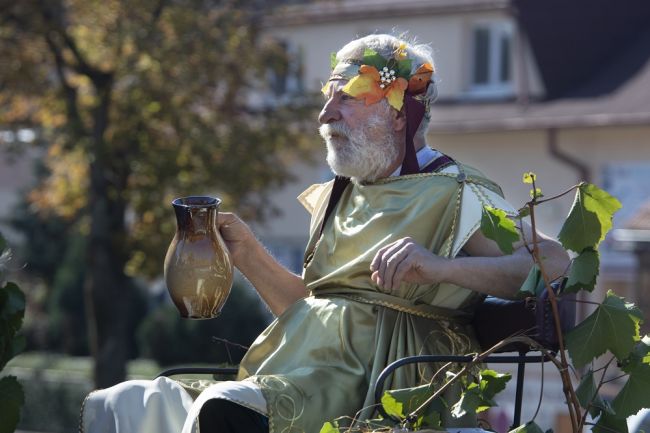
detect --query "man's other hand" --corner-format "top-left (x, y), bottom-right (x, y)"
top-left (370, 237), bottom-right (449, 292)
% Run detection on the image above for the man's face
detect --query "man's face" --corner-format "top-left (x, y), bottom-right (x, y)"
top-left (318, 80), bottom-right (401, 183)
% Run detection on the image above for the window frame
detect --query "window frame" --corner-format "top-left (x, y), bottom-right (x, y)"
top-left (466, 20), bottom-right (515, 99)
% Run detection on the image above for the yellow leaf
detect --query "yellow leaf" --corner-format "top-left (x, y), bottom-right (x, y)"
top-left (385, 78), bottom-right (408, 111)
top-left (523, 172), bottom-right (537, 184)
top-left (342, 72), bottom-right (377, 98)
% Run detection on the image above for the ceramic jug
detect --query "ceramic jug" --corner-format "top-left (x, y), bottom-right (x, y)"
top-left (164, 196), bottom-right (233, 319)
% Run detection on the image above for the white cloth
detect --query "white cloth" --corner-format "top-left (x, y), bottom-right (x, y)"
top-left (81, 377), bottom-right (267, 433)
top-left (389, 146), bottom-right (441, 177)
top-left (81, 377), bottom-right (194, 433)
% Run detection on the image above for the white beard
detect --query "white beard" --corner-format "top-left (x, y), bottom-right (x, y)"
top-left (319, 113), bottom-right (399, 184)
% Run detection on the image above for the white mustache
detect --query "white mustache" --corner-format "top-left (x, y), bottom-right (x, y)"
top-left (319, 122), bottom-right (350, 139)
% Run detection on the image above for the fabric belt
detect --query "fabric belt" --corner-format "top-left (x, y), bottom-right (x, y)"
top-left (310, 288), bottom-right (471, 323)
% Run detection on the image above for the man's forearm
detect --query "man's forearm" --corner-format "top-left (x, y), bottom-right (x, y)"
top-left (442, 241), bottom-right (569, 299)
top-left (236, 240), bottom-right (307, 316)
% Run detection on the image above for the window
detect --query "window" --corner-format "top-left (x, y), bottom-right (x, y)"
top-left (467, 21), bottom-right (514, 98)
top-left (268, 40), bottom-right (303, 98)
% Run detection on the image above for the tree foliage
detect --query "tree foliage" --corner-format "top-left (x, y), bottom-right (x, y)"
top-left (0, 233), bottom-right (26, 433)
top-left (478, 175), bottom-right (646, 433)
top-left (0, 0), bottom-right (315, 386)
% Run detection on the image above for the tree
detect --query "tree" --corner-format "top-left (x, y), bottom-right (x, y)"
top-left (0, 0), bottom-right (314, 388)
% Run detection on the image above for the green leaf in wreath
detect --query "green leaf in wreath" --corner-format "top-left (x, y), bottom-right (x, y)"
top-left (565, 291), bottom-right (643, 368)
top-left (362, 48), bottom-right (387, 70)
top-left (611, 336), bottom-right (650, 418)
top-left (396, 58), bottom-right (413, 79)
top-left (563, 248), bottom-right (599, 294)
top-left (0, 233), bottom-right (6, 255)
top-left (508, 421), bottom-right (545, 433)
top-left (575, 369), bottom-right (613, 418)
top-left (330, 52), bottom-right (337, 70)
top-left (0, 375), bottom-right (24, 433)
top-left (381, 390), bottom-right (405, 419)
top-left (451, 369), bottom-right (510, 418)
top-left (593, 411), bottom-right (629, 433)
top-left (481, 206), bottom-right (520, 255)
top-left (519, 264), bottom-right (546, 297)
top-left (558, 183), bottom-right (621, 253)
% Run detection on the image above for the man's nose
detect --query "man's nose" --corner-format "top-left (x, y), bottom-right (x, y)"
top-left (318, 98), bottom-right (341, 124)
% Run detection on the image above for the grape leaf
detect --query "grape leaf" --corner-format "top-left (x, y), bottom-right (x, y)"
top-left (564, 248), bottom-right (599, 293)
top-left (481, 206), bottom-right (520, 255)
top-left (381, 390), bottom-right (404, 419)
top-left (509, 421), bottom-right (545, 433)
top-left (575, 369), bottom-right (613, 418)
top-left (319, 421), bottom-right (339, 433)
top-left (519, 264), bottom-right (546, 297)
top-left (593, 411), bottom-right (629, 433)
top-left (566, 291), bottom-right (643, 368)
top-left (612, 337), bottom-right (650, 418)
top-left (451, 369), bottom-right (510, 418)
top-left (0, 376), bottom-right (24, 433)
top-left (558, 183), bottom-right (621, 253)
top-left (385, 384), bottom-right (444, 429)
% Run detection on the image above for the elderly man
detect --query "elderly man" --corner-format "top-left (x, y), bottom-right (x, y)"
top-left (81, 34), bottom-right (569, 433)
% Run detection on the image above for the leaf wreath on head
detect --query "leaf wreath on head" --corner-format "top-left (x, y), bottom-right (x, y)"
top-left (325, 44), bottom-right (434, 111)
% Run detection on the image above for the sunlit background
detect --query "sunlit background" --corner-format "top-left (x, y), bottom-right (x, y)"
top-left (1, 0), bottom-right (649, 432)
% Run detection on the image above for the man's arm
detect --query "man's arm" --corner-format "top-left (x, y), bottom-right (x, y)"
top-left (370, 221), bottom-right (570, 299)
top-left (218, 212), bottom-right (307, 316)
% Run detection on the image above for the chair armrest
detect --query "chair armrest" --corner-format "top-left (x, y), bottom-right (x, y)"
top-left (156, 366), bottom-right (239, 379)
top-left (472, 280), bottom-right (574, 353)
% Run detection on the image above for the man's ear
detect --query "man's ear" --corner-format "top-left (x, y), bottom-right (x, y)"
top-left (393, 108), bottom-right (407, 132)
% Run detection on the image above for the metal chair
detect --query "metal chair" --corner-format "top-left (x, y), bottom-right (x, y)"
top-left (373, 282), bottom-right (575, 429)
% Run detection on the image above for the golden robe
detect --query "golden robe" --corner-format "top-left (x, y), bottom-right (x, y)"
top-left (236, 164), bottom-right (512, 433)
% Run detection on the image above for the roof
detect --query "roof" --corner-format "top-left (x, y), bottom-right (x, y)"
top-left (429, 1), bottom-right (650, 133)
top-left (264, 0), bottom-right (510, 27)
top-left (428, 46), bottom-right (650, 133)
top-left (514, 0), bottom-right (650, 100)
